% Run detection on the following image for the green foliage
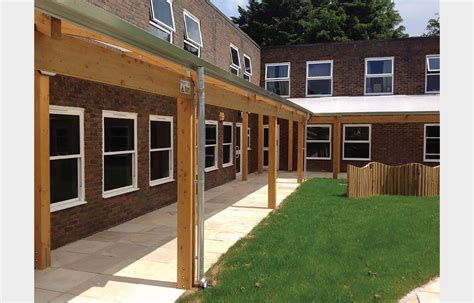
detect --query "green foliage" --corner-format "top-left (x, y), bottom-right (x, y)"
top-left (178, 178), bottom-right (439, 302)
top-left (423, 13), bottom-right (440, 37)
top-left (232, 0), bottom-right (409, 46)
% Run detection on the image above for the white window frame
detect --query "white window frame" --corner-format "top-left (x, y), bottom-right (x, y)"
top-left (102, 110), bottom-right (139, 198)
top-left (49, 105), bottom-right (86, 212)
top-left (183, 10), bottom-right (203, 48)
top-left (364, 57), bottom-right (394, 96)
top-left (343, 124), bottom-right (372, 161)
top-left (183, 40), bottom-right (201, 57)
top-left (306, 60), bottom-right (333, 97)
top-left (265, 62), bottom-right (291, 98)
top-left (230, 43), bottom-right (241, 75)
top-left (149, 115), bottom-right (174, 186)
top-left (306, 124), bottom-right (332, 160)
top-left (205, 120), bottom-right (218, 172)
top-left (150, 0), bottom-right (176, 32)
top-left (222, 122), bottom-right (234, 168)
top-left (243, 54), bottom-right (252, 81)
top-left (425, 54), bottom-right (440, 94)
top-left (230, 65), bottom-right (240, 76)
top-left (149, 20), bottom-right (173, 43)
top-left (423, 123), bottom-right (440, 162)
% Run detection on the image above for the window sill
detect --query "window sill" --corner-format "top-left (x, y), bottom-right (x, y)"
top-left (424, 159), bottom-right (440, 163)
top-left (364, 92), bottom-right (393, 96)
top-left (307, 157), bottom-right (331, 161)
top-left (50, 200), bottom-right (87, 213)
top-left (342, 158), bottom-right (371, 161)
top-left (425, 91), bottom-right (440, 94)
top-left (306, 94), bottom-right (333, 98)
top-left (103, 187), bottom-right (139, 199)
top-left (150, 178), bottom-right (175, 187)
top-left (223, 163), bottom-right (234, 168)
top-left (205, 167), bottom-right (219, 173)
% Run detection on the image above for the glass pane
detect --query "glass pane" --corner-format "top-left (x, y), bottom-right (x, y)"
top-left (151, 120), bottom-right (171, 149)
top-left (345, 126), bottom-right (369, 141)
top-left (50, 114), bottom-right (80, 156)
top-left (184, 14), bottom-right (202, 45)
top-left (149, 23), bottom-right (171, 42)
top-left (367, 59), bottom-right (392, 74)
top-left (308, 63), bottom-right (331, 77)
top-left (244, 57), bottom-right (251, 74)
top-left (50, 158), bottom-right (78, 203)
top-left (206, 124), bottom-right (217, 145)
top-left (266, 65), bottom-right (289, 78)
top-left (231, 48), bottom-right (240, 66)
top-left (104, 154), bottom-right (133, 191)
top-left (150, 150), bottom-right (170, 180)
top-left (223, 125), bottom-right (232, 144)
top-left (307, 142), bottom-right (331, 158)
top-left (230, 67), bottom-right (239, 75)
top-left (426, 125), bottom-right (440, 137)
top-left (205, 146), bottom-right (216, 168)
top-left (263, 128), bottom-right (269, 148)
top-left (266, 81), bottom-right (289, 96)
top-left (307, 126), bottom-right (330, 141)
top-left (263, 150), bottom-right (268, 166)
top-left (184, 42), bottom-right (199, 56)
top-left (428, 57), bottom-right (440, 71)
top-left (344, 143), bottom-right (370, 159)
top-left (151, 0), bottom-right (174, 29)
top-left (104, 117), bottom-right (134, 152)
top-left (366, 77), bottom-right (392, 94)
top-left (425, 154), bottom-right (440, 160)
top-left (243, 74), bottom-right (250, 81)
top-left (426, 138), bottom-right (440, 154)
top-left (223, 145), bottom-right (231, 164)
top-left (426, 74), bottom-right (440, 92)
top-left (307, 79), bottom-right (331, 95)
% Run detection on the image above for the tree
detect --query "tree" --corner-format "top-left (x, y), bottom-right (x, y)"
top-left (233, 0), bottom-right (409, 46)
top-left (422, 14), bottom-right (440, 37)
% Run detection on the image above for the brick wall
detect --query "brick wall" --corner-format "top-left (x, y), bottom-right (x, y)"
top-left (261, 37), bottom-right (440, 97)
top-left (86, 0), bottom-right (261, 86)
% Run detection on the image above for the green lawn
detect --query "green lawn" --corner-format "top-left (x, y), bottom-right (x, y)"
top-left (179, 178), bottom-right (439, 303)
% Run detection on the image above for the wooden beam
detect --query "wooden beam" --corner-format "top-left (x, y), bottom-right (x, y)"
top-left (35, 31), bottom-right (191, 99)
top-left (257, 114), bottom-right (264, 174)
top-left (34, 12), bottom-right (61, 39)
top-left (309, 114), bottom-right (440, 124)
top-left (268, 116), bottom-right (277, 209)
top-left (177, 97), bottom-right (195, 290)
top-left (242, 111), bottom-right (249, 181)
top-left (297, 121), bottom-right (304, 184)
top-left (34, 71), bottom-right (51, 269)
top-left (332, 122), bottom-right (341, 179)
top-left (288, 120), bottom-right (294, 171)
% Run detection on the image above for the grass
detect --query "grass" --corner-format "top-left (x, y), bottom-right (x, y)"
top-left (179, 178), bottom-right (439, 303)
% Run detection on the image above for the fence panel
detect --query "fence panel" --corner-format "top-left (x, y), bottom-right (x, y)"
top-left (347, 162), bottom-right (440, 198)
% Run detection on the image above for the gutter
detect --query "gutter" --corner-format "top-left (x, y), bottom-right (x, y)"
top-left (34, 0), bottom-right (311, 116)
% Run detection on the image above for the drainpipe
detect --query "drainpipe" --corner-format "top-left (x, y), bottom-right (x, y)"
top-left (196, 66), bottom-right (207, 288)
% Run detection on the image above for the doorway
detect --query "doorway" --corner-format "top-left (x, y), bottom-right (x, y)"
top-left (263, 124), bottom-right (280, 170)
top-left (235, 123), bottom-right (242, 177)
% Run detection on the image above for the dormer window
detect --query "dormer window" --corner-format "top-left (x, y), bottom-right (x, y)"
top-left (183, 10), bottom-right (203, 57)
top-left (426, 55), bottom-right (440, 93)
top-left (230, 44), bottom-right (241, 76)
top-left (149, 0), bottom-right (175, 42)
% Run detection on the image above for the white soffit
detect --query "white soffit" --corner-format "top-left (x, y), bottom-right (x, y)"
top-left (288, 94), bottom-right (440, 115)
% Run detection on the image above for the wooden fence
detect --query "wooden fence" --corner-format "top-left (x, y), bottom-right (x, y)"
top-left (347, 162), bottom-right (440, 198)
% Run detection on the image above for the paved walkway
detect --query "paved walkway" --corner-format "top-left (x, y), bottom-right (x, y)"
top-left (35, 171), bottom-right (331, 303)
top-left (399, 278), bottom-right (440, 303)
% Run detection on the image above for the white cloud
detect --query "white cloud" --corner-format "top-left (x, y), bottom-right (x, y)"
top-left (210, 0), bottom-right (248, 17)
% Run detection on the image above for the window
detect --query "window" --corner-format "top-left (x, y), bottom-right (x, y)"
top-left (223, 122), bottom-right (233, 167)
top-left (103, 111), bottom-right (138, 198)
top-left (49, 106), bottom-right (86, 212)
top-left (265, 63), bottom-right (290, 97)
top-left (150, 0), bottom-right (175, 31)
top-left (183, 10), bottom-right (202, 56)
top-left (365, 57), bottom-right (394, 95)
top-left (247, 127), bottom-right (251, 150)
top-left (205, 121), bottom-right (218, 171)
top-left (343, 125), bottom-right (371, 161)
top-left (243, 54), bottom-right (252, 81)
top-left (424, 124), bottom-right (440, 162)
top-left (306, 61), bottom-right (333, 97)
top-left (149, 21), bottom-right (172, 43)
top-left (230, 44), bottom-right (241, 76)
top-left (150, 115), bottom-right (174, 186)
top-left (426, 55), bottom-right (440, 93)
top-left (306, 125), bottom-right (331, 160)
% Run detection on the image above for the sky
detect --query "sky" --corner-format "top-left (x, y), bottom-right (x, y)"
top-left (210, 0), bottom-right (439, 37)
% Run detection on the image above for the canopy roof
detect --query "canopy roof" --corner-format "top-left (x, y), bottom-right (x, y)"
top-left (289, 94), bottom-right (440, 116)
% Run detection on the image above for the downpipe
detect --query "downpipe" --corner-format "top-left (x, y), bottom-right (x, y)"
top-left (196, 66), bottom-right (208, 288)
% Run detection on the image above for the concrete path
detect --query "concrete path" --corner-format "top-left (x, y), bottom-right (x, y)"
top-left (399, 278), bottom-right (440, 303)
top-left (35, 171), bottom-right (331, 303)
